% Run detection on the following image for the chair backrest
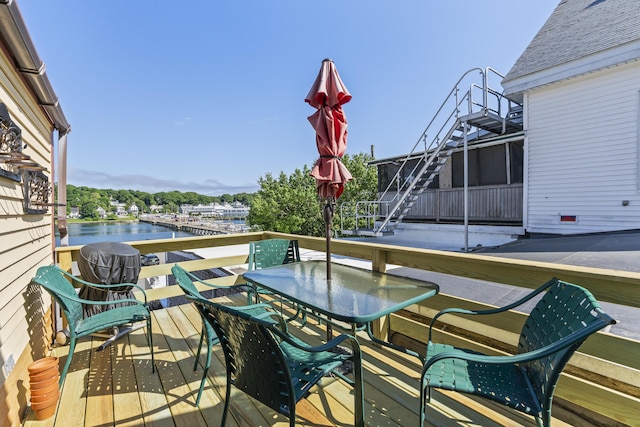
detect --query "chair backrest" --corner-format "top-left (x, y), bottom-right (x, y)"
top-left (171, 264), bottom-right (203, 300)
top-left (32, 266), bottom-right (84, 327)
top-left (248, 239), bottom-right (300, 271)
top-left (517, 279), bottom-right (615, 415)
top-left (190, 297), bottom-right (296, 416)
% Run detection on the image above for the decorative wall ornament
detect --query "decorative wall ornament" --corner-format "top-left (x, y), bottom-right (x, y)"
top-left (23, 170), bottom-right (51, 214)
top-left (0, 102), bottom-right (36, 181)
top-left (0, 103), bottom-right (26, 161)
top-left (0, 102), bottom-right (50, 211)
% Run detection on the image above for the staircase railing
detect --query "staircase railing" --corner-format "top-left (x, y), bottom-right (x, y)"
top-left (341, 67), bottom-right (520, 236)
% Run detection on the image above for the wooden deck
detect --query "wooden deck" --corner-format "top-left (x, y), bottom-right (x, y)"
top-left (22, 293), bottom-right (569, 427)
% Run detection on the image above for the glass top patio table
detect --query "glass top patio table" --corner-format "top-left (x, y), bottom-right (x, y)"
top-left (242, 260), bottom-right (439, 324)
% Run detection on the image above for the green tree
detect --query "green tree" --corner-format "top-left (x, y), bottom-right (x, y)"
top-left (234, 192), bottom-right (253, 205)
top-left (80, 201), bottom-right (99, 220)
top-left (247, 166), bottom-right (321, 235)
top-left (219, 193), bottom-right (234, 204)
top-left (338, 152), bottom-right (378, 232)
top-left (340, 152), bottom-right (378, 201)
top-left (166, 202), bottom-right (179, 213)
top-left (247, 152), bottom-right (377, 236)
top-left (64, 184), bottom-right (250, 216)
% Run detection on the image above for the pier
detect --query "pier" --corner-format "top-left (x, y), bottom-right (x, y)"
top-left (139, 215), bottom-right (250, 236)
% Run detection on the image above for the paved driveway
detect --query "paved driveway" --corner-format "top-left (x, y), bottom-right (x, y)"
top-left (364, 231), bottom-right (640, 340)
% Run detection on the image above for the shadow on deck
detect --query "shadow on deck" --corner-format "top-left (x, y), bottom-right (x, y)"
top-left (22, 293), bottom-right (569, 427)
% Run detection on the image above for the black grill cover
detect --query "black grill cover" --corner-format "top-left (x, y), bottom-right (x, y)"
top-left (77, 242), bottom-right (142, 317)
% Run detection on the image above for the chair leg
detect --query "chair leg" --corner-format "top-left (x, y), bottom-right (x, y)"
top-left (195, 333), bottom-right (214, 406)
top-left (538, 412), bottom-right (550, 427)
top-left (59, 335), bottom-right (76, 389)
top-left (247, 287), bottom-right (260, 304)
top-left (289, 409), bottom-right (296, 427)
top-left (195, 366), bottom-right (209, 407)
top-left (194, 327), bottom-right (205, 372)
top-left (298, 306), bottom-right (308, 327)
top-left (419, 384), bottom-right (427, 426)
top-left (147, 317), bottom-right (155, 373)
top-left (220, 372), bottom-right (232, 427)
top-left (352, 342), bottom-right (364, 427)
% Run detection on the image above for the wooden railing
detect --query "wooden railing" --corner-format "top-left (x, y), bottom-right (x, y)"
top-left (54, 231), bottom-right (640, 426)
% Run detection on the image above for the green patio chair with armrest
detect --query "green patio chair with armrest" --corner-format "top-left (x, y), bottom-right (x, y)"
top-left (188, 296), bottom-right (364, 427)
top-left (31, 265), bottom-right (154, 388)
top-left (171, 264), bottom-right (273, 406)
top-left (245, 238), bottom-right (300, 304)
top-left (245, 238), bottom-right (309, 323)
top-left (419, 277), bottom-right (616, 427)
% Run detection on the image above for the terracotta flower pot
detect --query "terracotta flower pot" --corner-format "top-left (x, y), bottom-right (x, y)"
top-left (28, 365), bottom-right (59, 383)
top-left (30, 388), bottom-right (59, 405)
top-left (27, 357), bottom-right (58, 374)
top-left (30, 375), bottom-right (60, 390)
top-left (34, 402), bottom-right (57, 421)
top-left (30, 379), bottom-right (59, 398)
top-left (28, 357), bottom-right (60, 420)
top-left (31, 392), bottom-right (59, 420)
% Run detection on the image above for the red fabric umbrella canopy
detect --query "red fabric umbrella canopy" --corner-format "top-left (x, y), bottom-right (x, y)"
top-left (305, 59), bottom-right (353, 199)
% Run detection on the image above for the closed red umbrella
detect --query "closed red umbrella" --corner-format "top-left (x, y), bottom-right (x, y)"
top-left (305, 59), bottom-right (352, 279)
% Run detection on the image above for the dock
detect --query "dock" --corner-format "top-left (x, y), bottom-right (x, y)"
top-left (139, 215), bottom-right (250, 236)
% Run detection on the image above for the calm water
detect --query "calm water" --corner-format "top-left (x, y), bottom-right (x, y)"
top-left (55, 221), bottom-right (197, 247)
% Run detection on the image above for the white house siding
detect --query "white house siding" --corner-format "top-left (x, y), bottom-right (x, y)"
top-left (526, 61), bottom-right (640, 234)
top-left (0, 45), bottom-right (55, 392)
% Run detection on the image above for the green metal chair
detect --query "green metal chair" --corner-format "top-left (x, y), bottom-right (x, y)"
top-left (420, 277), bottom-right (616, 427)
top-left (171, 264), bottom-right (272, 406)
top-left (31, 265), bottom-right (154, 388)
top-left (188, 296), bottom-right (364, 427)
top-left (245, 238), bottom-right (311, 324)
top-left (246, 238), bottom-right (300, 304)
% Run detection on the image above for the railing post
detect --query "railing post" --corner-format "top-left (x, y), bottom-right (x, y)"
top-left (56, 250), bottom-right (73, 273)
top-left (463, 121), bottom-right (469, 252)
top-left (483, 67), bottom-right (488, 113)
top-left (371, 248), bottom-right (389, 342)
top-left (372, 248), bottom-right (387, 273)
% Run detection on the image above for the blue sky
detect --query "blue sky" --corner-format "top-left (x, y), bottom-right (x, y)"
top-left (18, 1), bottom-right (558, 196)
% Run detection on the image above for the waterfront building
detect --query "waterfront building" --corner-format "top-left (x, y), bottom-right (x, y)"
top-left (179, 202), bottom-right (249, 218)
top-left (148, 204), bottom-right (163, 213)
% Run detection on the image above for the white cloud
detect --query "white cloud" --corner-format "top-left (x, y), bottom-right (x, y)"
top-left (174, 116), bottom-right (193, 126)
top-left (68, 168), bottom-right (258, 195)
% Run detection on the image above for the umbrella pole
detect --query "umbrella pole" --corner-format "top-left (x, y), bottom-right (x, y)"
top-left (323, 199), bottom-right (334, 340)
top-left (323, 200), bottom-right (333, 280)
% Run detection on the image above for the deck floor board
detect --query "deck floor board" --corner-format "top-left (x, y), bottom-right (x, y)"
top-left (22, 292), bottom-right (568, 426)
top-left (111, 336), bottom-right (144, 427)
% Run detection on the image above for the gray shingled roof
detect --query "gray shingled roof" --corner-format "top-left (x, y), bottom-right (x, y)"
top-left (502, 0), bottom-right (640, 84)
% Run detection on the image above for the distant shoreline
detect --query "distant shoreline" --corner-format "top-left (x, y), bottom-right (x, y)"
top-left (57, 218), bottom-right (138, 224)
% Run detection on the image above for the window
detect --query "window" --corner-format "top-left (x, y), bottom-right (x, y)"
top-left (451, 141), bottom-right (523, 187)
top-left (509, 141), bottom-right (524, 184)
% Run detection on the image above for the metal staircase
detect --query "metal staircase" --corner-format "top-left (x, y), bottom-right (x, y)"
top-left (341, 67), bottom-right (523, 237)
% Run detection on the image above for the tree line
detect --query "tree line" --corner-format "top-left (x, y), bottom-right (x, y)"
top-left (63, 185), bottom-right (253, 220)
top-left (61, 152), bottom-right (378, 237)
